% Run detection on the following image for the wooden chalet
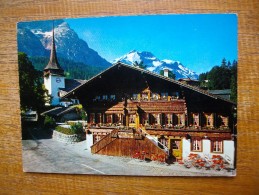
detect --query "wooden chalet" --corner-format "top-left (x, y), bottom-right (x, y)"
top-left (63, 62), bottom-right (237, 164)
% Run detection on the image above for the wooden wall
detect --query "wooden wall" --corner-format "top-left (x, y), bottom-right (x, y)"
top-left (0, 0), bottom-right (258, 194)
top-left (96, 136), bottom-right (167, 160)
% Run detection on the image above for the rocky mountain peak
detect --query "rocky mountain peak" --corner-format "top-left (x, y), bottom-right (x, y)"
top-left (114, 50), bottom-right (199, 80)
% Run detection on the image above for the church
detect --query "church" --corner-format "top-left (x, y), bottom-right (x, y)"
top-left (43, 27), bottom-right (85, 107)
top-left (41, 27), bottom-right (86, 121)
top-left (43, 27), bottom-right (237, 167)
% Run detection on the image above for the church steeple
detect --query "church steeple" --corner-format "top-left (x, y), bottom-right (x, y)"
top-left (44, 22), bottom-right (64, 76)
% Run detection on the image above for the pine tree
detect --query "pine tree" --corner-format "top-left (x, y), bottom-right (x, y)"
top-left (230, 60), bottom-right (237, 102)
top-left (207, 58), bottom-right (232, 90)
top-left (221, 58), bottom-right (227, 67)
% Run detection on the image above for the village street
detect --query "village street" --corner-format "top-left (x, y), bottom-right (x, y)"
top-left (22, 128), bottom-right (235, 176)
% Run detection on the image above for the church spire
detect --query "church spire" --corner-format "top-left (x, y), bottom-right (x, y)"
top-left (44, 21), bottom-right (64, 76)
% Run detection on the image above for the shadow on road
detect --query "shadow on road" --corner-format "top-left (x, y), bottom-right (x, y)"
top-left (22, 124), bottom-right (53, 140)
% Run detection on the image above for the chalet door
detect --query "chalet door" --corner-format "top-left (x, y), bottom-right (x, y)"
top-left (170, 138), bottom-right (182, 160)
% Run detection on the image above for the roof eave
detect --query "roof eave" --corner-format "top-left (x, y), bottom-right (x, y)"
top-left (62, 61), bottom-right (237, 105)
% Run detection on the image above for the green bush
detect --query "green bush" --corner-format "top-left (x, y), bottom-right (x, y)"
top-left (44, 116), bottom-right (56, 128)
top-left (70, 123), bottom-right (84, 134)
top-left (81, 109), bottom-right (87, 121)
top-left (55, 126), bottom-right (73, 135)
top-left (55, 123), bottom-right (84, 135)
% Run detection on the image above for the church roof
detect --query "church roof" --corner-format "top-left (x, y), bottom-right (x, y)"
top-left (62, 62), bottom-right (236, 105)
top-left (44, 25), bottom-right (64, 74)
top-left (59, 79), bottom-right (87, 97)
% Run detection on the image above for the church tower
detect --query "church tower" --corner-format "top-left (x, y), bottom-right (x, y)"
top-left (43, 24), bottom-right (65, 106)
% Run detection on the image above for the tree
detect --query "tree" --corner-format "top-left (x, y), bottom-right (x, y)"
top-left (221, 58), bottom-right (227, 68)
top-left (133, 61), bottom-right (146, 69)
top-left (199, 58), bottom-right (237, 102)
top-left (18, 52), bottom-right (49, 112)
top-left (207, 58), bottom-right (232, 90)
top-left (230, 60), bottom-right (237, 102)
top-left (199, 72), bottom-right (208, 89)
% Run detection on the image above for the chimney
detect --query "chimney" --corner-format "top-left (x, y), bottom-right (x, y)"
top-left (164, 68), bottom-right (169, 77)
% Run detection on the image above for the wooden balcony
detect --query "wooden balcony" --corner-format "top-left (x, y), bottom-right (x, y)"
top-left (145, 125), bottom-right (232, 133)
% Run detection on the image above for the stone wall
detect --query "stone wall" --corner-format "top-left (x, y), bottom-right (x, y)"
top-left (52, 130), bottom-right (85, 144)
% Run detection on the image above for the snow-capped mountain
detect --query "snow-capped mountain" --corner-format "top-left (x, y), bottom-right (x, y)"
top-left (114, 50), bottom-right (199, 80)
top-left (17, 20), bottom-right (111, 68)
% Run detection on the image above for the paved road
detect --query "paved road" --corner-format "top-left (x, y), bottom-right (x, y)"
top-left (22, 128), bottom-right (235, 176)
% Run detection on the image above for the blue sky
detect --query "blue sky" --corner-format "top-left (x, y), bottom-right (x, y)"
top-left (65, 14), bottom-right (237, 74)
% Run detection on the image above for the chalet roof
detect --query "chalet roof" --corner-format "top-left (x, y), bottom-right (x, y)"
top-left (62, 62), bottom-right (236, 105)
top-left (41, 106), bottom-right (77, 117)
top-left (208, 89), bottom-right (231, 95)
top-left (59, 79), bottom-right (87, 97)
top-left (44, 27), bottom-right (64, 74)
top-left (178, 78), bottom-right (199, 82)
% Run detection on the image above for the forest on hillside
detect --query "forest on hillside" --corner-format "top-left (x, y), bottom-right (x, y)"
top-left (29, 56), bottom-right (108, 80)
top-left (199, 58), bottom-right (237, 102)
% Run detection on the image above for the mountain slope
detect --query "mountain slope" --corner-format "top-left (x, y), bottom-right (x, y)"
top-left (17, 28), bottom-right (48, 57)
top-left (17, 20), bottom-right (111, 68)
top-left (114, 50), bottom-right (199, 79)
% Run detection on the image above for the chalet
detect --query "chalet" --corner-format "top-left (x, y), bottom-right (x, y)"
top-left (178, 78), bottom-right (200, 87)
top-left (62, 62), bottom-right (237, 166)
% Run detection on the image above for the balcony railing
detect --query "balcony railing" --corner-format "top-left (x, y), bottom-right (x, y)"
top-left (130, 97), bottom-right (182, 102)
top-left (144, 124), bottom-right (231, 132)
top-left (89, 122), bottom-right (231, 132)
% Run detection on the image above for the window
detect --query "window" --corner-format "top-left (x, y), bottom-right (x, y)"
top-left (165, 114), bottom-right (172, 124)
top-left (171, 92), bottom-right (179, 99)
top-left (113, 114), bottom-right (121, 124)
top-left (151, 93), bottom-right (159, 100)
top-left (96, 113), bottom-right (102, 124)
top-left (193, 113), bottom-right (199, 126)
top-left (180, 114), bottom-right (185, 126)
top-left (102, 95), bottom-right (108, 100)
top-left (219, 115), bottom-right (228, 126)
top-left (171, 140), bottom-right (180, 149)
top-left (141, 93), bottom-right (148, 101)
top-left (191, 139), bottom-right (202, 152)
top-left (159, 137), bottom-right (168, 147)
top-left (174, 114), bottom-right (185, 126)
top-left (106, 114), bottom-right (113, 123)
top-left (161, 92), bottom-right (168, 100)
top-left (129, 115), bottom-right (135, 123)
top-left (110, 95), bottom-right (116, 100)
top-left (93, 96), bottom-right (101, 102)
top-left (132, 94), bottom-right (138, 100)
top-left (205, 113), bottom-right (213, 127)
top-left (212, 140), bottom-right (223, 153)
top-left (153, 114), bottom-right (161, 124)
top-left (141, 113), bottom-right (149, 125)
top-left (89, 113), bottom-right (95, 124)
top-left (165, 114), bottom-right (173, 127)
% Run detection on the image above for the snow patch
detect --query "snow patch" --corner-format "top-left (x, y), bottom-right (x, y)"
top-left (114, 50), bottom-right (199, 79)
